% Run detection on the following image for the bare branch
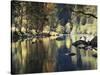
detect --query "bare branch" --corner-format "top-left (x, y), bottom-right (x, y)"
top-left (71, 9), bottom-right (97, 19)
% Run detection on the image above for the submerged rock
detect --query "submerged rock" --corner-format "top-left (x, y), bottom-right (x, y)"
top-left (65, 53), bottom-right (76, 56)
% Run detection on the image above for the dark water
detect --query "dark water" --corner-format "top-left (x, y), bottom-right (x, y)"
top-left (11, 34), bottom-right (97, 74)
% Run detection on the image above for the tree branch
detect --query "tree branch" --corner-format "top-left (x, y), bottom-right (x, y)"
top-left (71, 9), bottom-right (97, 19)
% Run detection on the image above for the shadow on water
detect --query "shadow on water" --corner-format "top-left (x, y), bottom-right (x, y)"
top-left (56, 45), bottom-right (76, 71)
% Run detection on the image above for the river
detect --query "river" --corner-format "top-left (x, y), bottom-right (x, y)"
top-left (11, 34), bottom-right (97, 74)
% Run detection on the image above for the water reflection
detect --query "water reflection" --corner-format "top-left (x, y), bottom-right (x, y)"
top-left (11, 34), bottom-right (97, 74)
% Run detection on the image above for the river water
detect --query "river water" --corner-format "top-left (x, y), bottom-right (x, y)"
top-left (11, 34), bottom-right (97, 74)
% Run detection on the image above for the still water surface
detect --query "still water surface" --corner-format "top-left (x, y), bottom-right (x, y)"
top-left (11, 34), bottom-right (97, 74)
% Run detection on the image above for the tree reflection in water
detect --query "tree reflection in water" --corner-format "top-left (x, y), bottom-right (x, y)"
top-left (11, 34), bottom-right (97, 74)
